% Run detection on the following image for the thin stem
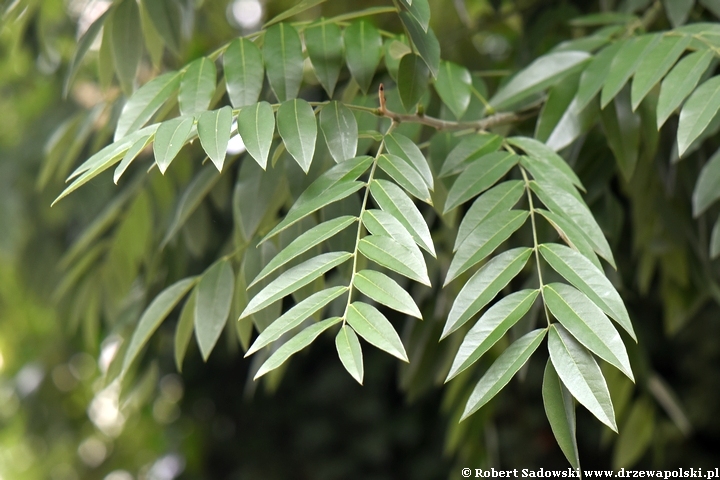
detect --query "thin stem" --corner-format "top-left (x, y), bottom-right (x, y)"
top-left (341, 122), bottom-right (397, 322)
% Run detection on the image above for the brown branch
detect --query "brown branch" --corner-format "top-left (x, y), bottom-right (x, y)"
top-left (376, 84), bottom-right (534, 132)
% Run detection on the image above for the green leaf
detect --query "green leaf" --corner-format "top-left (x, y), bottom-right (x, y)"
top-left (519, 156), bottom-right (582, 202)
top-left (237, 101), bottom-right (275, 169)
top-left (461, 328), bottom-right (546, 420)
top-left (612, 397), bottom-right (655, 469)
top-left (542, 360), bottom-right (580, 470)
top-left (263, 0), bottom-right (328, 28)
top-left (539, 243), bottom-right (635, 340)
top-left (537, 209), bottom-right (603, 270)
top-left (490, 51), bottom-right (591, 110)
top-left (115, 71), bottom-right (182, 141)
top-left (358, 235), bottom-right (430, 286)
top-left (657, 49), bottom-right (713, 128)
top-left (508, 137), bottom-right (584, 191)
top-left (194, 259), bottom-right (234, 361)
top-left (535, 71), bottom-right (580, 144)
top-left (548, 324), bottom-right (617, 431)
top-left (111, 0), bottom-right (143, 93)
top-left (305, 22), bottom-right (344, 97)
top-left (174, 289), bottom-right (196, 372)
top-left (544, 283), bottom-right (633, 381)
top-left (362, 209), bottom-right (420, 255)
top-left (353, 270), bottom-right (422, 318)
top-left (241, 252), bottom-right (352, 318)
top-left (443, 247), bottom-right (532, 339)
top-left (250, 216), bottom-right (357, 287)
top-left (531, 181), bottom-right (615, 268)
top-left (144, 0), bottom-right (182, 54)
top-left (712, 215), bottom-right (720, 258)
top-left (384, 133), bottom-right (433, 188)
top-left (139, 1), bottom-right (164, 69)
top-left (64, 8), bottom-right (111, 96)
top-left (444, 152), bottom-right (519, 213)
top-left (678, 76), bottom-right (720, 157)
top-left (261, 156), bottom-right (372, 242)
top-left (664, 0), bottom-right (694, 27)
top-left (399, 0), bottom-right (430, 31)
top-left (336, 325), bottom-right (364, 384)
top-left (447, 289), bottom-right (539, 381)
top-left (600, 88), bottom-right (641, 181)
top-left (122, 277), bottom-right (197, 375)
top-left (114, 135), bottom-right (151, 184)
top-left (277, 99), bottom-right (318, 173)
top-left (398, 54), bottom-right (429, 111)
top-left (692, 147), bottom-right (720, 216)
top-left (246, 286), bottom-right (348, 355)
top-left (435, 61), bottom-right (472, 118)
top-left (369, 179), bottom-right (436, 256)
top-left (574, 42), bottom-right (623, 111)
top-left (197, 106), bottom-right (233, 172)
top-left (601, 34), bottom-right (660, 108)
top-left (700, 0), bottom-right (720, 17)
top-left (445, 210), bottom-right (529, 285)
top-left (153, 116), bottom-right (194, 174)
top-left (631, 35), bottom-right (691, 111)
top-left (344, 20), bottom-right (383, 93)
top-left (162, 166), bottom-right (221, 247)
top-left (264, 23), bottom-right (304, 101)
top-left (569, 12), bottom-right (637, 26)
top-left (179, 57), bottom-right (217, 116)
top-left (224, 38), bottom-right (264, 108)
top-left (384, 37), bottom-right (411, 81)
top-left (377, 154), bottom-right (432, 203)
top-left (454, 180), bottom-right (524, 251)
top-left (400, 12), bottom-right (440, 76)
top-left (347, 302), bottom-right (408, 361)
top-left (440, 133), bottom-right (502, 177)
top-left (254, 316), bottom-right (341, 380)
top-left (320, 101), bottom-right (358, 163)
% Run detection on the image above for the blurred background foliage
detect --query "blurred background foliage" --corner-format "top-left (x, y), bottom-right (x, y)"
top-left (1, 0), bottom-right (720, 478)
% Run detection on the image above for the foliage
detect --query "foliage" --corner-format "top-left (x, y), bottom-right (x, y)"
top-left (4, 0), bottom-right (720, 477)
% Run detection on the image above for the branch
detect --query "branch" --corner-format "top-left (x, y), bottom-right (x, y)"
top-left (376, 84), bottom-right (534, 132)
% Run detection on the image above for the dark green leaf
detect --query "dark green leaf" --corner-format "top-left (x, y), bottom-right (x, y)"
top-left (277, 99), bottom-right (318, 172)
top-left (461, 329), bottom-right (546, 420)
top-left (548, 324), bottom-right (617, 431)
top-left (612, 397), bottom-right (655, 469)
top-left (246, 286), bottom-right (348, 355)
top-left (435, 61), bottom-right (472, 119)
top-left (657, 49), bottom-right (713, 128)
top-left (399, 0), bottom-right (430, 31)
top-left (398, 54), bottom-right (429, 111)
top-left (344, 20), bottom-right (383, 93)
top-left (400, 12), bottom-right (440, 76)
top-left (111, 0), bottom-right (143, 93)
top-left (250, 216), bottom-right (357, 287)
top-left (237, 101), bottom-right (275, 169)
top-left (195, 259), bottom-right (235, 361)
top-left (224, 38), bottom-right (264, 108)
top-left (354, 270), bottom-right (422, 318)
top-left (663, 0), bottom-right (694, 27)
top-left (320, 101), bottom-right (358, 163)
top-left (447, 289), bottom-right (539, 381)
top-left (198, 106), bottom-right (233, 172)
top-left (64, 8), bottom-right (111, 96)
top-left (369, 179), bottom-right (435, 256)
top-left (600, 88), bottom-right (641, 180)
top-left (542, 360), bottom-right (580, 470)
top-left (264, 23), bottom-right (304, 101)
top-left (122, 277), bottom-right (198, 375)
top-left (443, 247), bottom-right (532, 339)
top-left (179, 57), bottom-right (217, 116)
top-left (377, 154), bottom-right (431, 203)
top-left (490, 51), bottom-right (591, 110)
top-left (601, 34), bottom-right (660, 108)
top-left (347, 302), bottom-right (408, 361)
top-left (631, 35), bottom-right (691, 111)
top-left (153, 116), bottom-right (194, 174)
top-left (241, 252), bottom-right (352, 317)
top-left (144, 0), bottom-right (182, 54)
top-left (678, 75), bottom-right (720, 157)
top-left (384, 37), bottom-right (411, 81)
top-left (700, 0), bottom-right (720, 17)
top-left (115, 71), bottom-right (182, 141)
top-left (454, 180), bottom-right (524, 251)
top-left (575, 42), bottom-right (623, 111)
top-left (358, 235), bottom-right (430, 286)
top-left (263, 0), bottom-right (328, 28)
top-left (440, 133), bottom-right (502, 177)
top-left (174, 289), bottom-right (196, 372)
top-left (444, 152), bottom-right (519, 213)
top-left (254, 316), bottom-right (341, 379)
top-left (305, 21), bottom-right (344, 97)
top-left (539, 243), bottom-right (635, 340)
top-left (535, 71), bottom-right (581, 144)
top-left (693, 147), bottom-right (720, 216)
top-left (712, 215), bottom-right (720, 258)
top-left (336, 325), bottom-right (364, 384)
top-left (569, 12), bottom-right (637, 26)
